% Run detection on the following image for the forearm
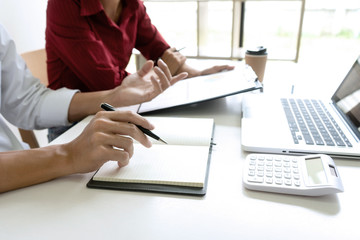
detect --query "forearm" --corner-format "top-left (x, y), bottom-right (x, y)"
top-left (67, 88), bottom-right (128, 123)
top-left (0, 145), bottom-right (72, 193)
top-left (67, 91), bottom-right (109, 122)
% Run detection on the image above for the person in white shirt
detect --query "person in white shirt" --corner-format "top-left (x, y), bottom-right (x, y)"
top-left (0, 24), bottom-right (187, 193)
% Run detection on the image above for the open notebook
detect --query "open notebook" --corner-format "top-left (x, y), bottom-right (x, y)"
top-left (87, 117), bottom-right (215, 196)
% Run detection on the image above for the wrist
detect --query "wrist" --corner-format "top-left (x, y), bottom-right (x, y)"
top-left (161, 48), bottom-right (186, 76)
top-left (178, 63), bottom-right (201, 78)
top-left (51, 144), bottom-right (76, 176)
top-left (68, 90), bottom-right (113, 122)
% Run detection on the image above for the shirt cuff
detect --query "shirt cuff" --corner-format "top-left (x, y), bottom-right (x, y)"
top-left (39, 88), bottom-right (79, 127)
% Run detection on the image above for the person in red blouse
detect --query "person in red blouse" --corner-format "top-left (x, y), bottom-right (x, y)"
top-left (45, 0), bottom-right (234, 92)
top-left (45, 0), bottom-right (233, 141)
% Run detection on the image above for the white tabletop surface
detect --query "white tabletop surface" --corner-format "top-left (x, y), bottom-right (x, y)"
top-left (1, 60), bottom-right (360, 240)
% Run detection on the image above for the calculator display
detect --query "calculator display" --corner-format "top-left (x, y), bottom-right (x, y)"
top-left (305, 157), bottom-right (328, 185)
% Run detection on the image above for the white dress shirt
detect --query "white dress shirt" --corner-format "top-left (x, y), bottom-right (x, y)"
top-left (0, 24), bottom-right (78, 151)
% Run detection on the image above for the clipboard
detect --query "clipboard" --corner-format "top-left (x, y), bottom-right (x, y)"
top-left (137, 64), bottom-right (262, 114)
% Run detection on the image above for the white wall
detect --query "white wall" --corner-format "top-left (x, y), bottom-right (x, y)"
top-left (0, 0), bottom-right (47, 54)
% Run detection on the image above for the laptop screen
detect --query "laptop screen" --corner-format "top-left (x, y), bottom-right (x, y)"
top-left (332, 56), bottom-right (360, 137)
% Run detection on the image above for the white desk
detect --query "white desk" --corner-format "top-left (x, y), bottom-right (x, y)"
top-left (1, 60), bottom-right (360, 239)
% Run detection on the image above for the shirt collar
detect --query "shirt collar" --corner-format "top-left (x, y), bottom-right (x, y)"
top-left (79, 0), bottom-right (139, 17)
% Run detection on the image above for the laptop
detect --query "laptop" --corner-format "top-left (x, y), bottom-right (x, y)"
top-left (241, 56), bottom-right (360, 159)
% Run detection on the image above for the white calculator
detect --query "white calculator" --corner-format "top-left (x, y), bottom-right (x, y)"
top-left (243, 153), bottom-right (344, 196)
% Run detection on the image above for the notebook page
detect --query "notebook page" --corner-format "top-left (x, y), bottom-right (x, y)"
top-left (140, 117), bottom-right (214, 146)
top-left (93, 144), bottom-right (210, 187)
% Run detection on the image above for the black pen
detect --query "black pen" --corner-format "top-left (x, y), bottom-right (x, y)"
top-left (100, 103), bottom-right (167, 144)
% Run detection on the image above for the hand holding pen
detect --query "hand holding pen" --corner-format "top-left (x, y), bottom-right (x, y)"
top-left (161, 47), bottom-right (187, 76)
top-left (100, 103), bottom-right (167, 144)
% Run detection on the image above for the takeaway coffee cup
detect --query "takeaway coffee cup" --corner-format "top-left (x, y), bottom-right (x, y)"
top-left (245, 46), bottom-right (267, 83)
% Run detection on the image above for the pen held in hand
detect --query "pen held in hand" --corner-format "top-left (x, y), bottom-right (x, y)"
top-left (100, 103), bottom-right (167, 144)
top-left (175, 47), bottom-right (185, 52)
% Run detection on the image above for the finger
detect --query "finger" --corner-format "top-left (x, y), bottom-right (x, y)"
top-left (213, 65), bottom-right (235, 73)
top-left (170, 72), bottom-right (188, 86)
top-left (107, 151), bottom-right (131, 168)
top-left (93, 112), bottom-right (154, 147)
top-left (219, 65), bottom-right (235, 71)
top-left (150, 75), bottom-right (162, 93)
top-left (137, 60), bottom-right (154, 78)
top-left (154, 66), bottom-right (171, 90)
top-left (96, 111), bottom-right (155, 131)
top-left (88, 134), bottom-right (132, 166)
top-left (102, 120), bottom-right (152, 148)
top-left (157, 58), bottom-right (172, 80)
top-left (117, 158), bottom-right (130, 168)
top-left (101, 133), bottom-right (135, 158)
top-left (105, 149), bottom-right (130, 168)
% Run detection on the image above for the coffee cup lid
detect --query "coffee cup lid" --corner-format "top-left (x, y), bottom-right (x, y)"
top-left (246, 46), bottom-right (267, 55)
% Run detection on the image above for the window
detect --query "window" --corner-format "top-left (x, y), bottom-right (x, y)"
top-left (144, 0), bottom-right (305, 61)
top-left (143, 0), bottom-right (360, 63)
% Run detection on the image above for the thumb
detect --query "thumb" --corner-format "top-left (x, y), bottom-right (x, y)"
top-left (137, 60), bottom-right (154, 77)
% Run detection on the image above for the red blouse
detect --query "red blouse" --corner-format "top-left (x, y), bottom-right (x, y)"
top-left (46, 0), bottom-right (170, 92)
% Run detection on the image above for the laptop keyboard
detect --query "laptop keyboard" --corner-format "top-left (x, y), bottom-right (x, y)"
top-left (281, 98), bottom-right (352, 147)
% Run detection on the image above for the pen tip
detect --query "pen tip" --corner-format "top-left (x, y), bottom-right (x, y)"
top-left (159, 138), bottom-right (168, 144)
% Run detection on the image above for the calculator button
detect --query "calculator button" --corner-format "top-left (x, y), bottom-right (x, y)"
top-left (293, 174), bottom-right (300, 180)
top-left (265, 178), bottom-right (273, 184)
top-left (248, 176), bottom-right (264, 183)
top-left (284, 173), bottom-right (292, 179)
top-left (275, 173), bottom-right (282, 178)
top-left (294, 180), bottom-right (301, 187)
top-left (274, 162), bottom-right (282, 167)
top-left (292, 163), bottom-right (298, 168)
top-left (275, 167), bottom-right (282, 172)
top-left (248, 170), bottom-right (255, 176)
top-left (257, 172), bottom-right (264, 177)
top-left (249, 160), bottom-right (256, 165)
top-left (293, 169), bottom-right (299, 174)
top-left (266, 167), bottom-right (273, 172)
top-left (257, 166), bottom-right (264, 171)
top-left (283, 168), bottom-right (291, 173)
top-left (266, 172), bottom-right (273, 177)
top-left (283, 157), bottom-right (290, 162)
top-left (275, 179), bottom-right (283, 185)
top-left (285, 179), bottom-right (292, 186)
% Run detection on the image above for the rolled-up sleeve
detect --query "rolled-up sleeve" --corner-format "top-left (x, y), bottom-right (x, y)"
top-left (37, 87), bottom-right (78, 128)
top-left (0, 24), bottom-right (78, 130)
